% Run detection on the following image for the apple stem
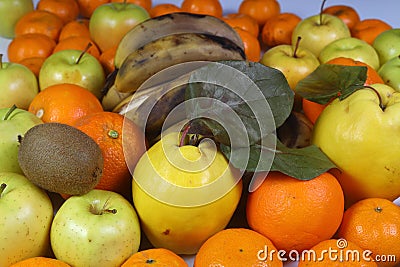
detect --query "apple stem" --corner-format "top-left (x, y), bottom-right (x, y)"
top-left (319, 0), bottom-right (328, 25)
top-left (293, 36), bottom-right (301, 58)
top-left (0, 183), bottom-right (6, 196)
top-left (3, 104), bottom-right (17, 120)
top-left (0, 54), bottom-right (3, 69)
top-left (76, 42), bottom-right (93, 64)
top-left (179, 123), bottom-right (191, 147)
top-left (365, 85), bottom-right (385, 110)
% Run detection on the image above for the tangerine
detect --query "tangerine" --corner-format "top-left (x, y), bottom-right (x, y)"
top-left (322, 5), bottom-right (361, 31)
top-left (194, 228), bottom-right (283, 267)
top-left (9, 257), bottom-right (71, 267)
top-left (53, 36), bottom-right (101, 59)
top-left (14, 10), bottom-right (64, 41)
top-left (181, 0), bottom-right (223, 18)
top-left (297, 239), bottom-right (378, 266)
top-left (28, 83), bottom-right (103, 126)
top-left (234, 27), bottom-right (261, 62)
top-left (73, 111), bottom-right (146, 199)
top-left (76, 0), bottom-right (109, 18)
top-left (337, 198), bottom-right (400, 267)
top-left (261, 12), bottom-right (301, 47)
top-left (246, 171), bottom-right (345, 252)
top-left (58, 18), bottom-right (90, 41)
top-left (7, 33), bottom-right (56, 63)
top-left (36, 0), bottom-right (80, 24)
top-left (149, 3), bottom-right (181, 17)
top-left (238, 0), bottom-right (280, 26)
top-left (18, 57), bottom-right (46, 78)
top-left (121, 248), bottom-right (188, 267)
top-left (351, 19), bottom-right (392, 45)
top-left (222, 13), bottom-right (259, 38)
top-left (111, 0), bottom-right (152, 12)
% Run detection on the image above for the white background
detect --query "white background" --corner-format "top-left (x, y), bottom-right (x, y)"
top-left (0, 1), bottom-right (399, 266)
top-left (0, 0), bottom-right (399, 60)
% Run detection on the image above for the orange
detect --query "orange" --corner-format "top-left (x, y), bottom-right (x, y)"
top-left (261, 12), bottom-right (301, 47)
top-left (121, 248), bottom-right (188, 267)
top-left (149, 3), bottom-right (181, 18)
top-left (181, 0), bottom-right (223, 18)
top-left (28, 83), bottom-right (103, 126)
top-left (302, 57), bottom-right (384, 124)
top-left (14, 10), bottom-right (64, 41)
top-left (222, 13), bottom-right (259, 37)
top-left (73, 111), bottom-right (146, 199)
top-left (111, 0), bottom-right (152, 12)
top-left (18, 57), bottom-right (46, 78)
top-left (234, 27), bottom-right (261, 62)
top-left (322, 5), bottom-right (361, 31)
top-left (53, 36), bottom-right (101, 59)
top-left (351, 19), bottom-right (392, 45)
top-left (9, 256), bottom-right (71, 267)
top-left (76, 0), bottom-right (109, 18)
top-left (37, 0), bottom-right (80, 24)
top-left (238, 0), bottom-right (281, 26)
top-left (58, 18), bottom-right (90, 41)
top-left (246, 171), bottom-right (345, 253)
top-left (337, 198), bottom-right (400, 267)
top-left (99, 45), bottom-right (117, 76)
top-left (194, 228), bottom-right (283, 267)
top-left (297, 239), bottom-right (378, 266)
top-left (7, 33), bottom-right (56, 63)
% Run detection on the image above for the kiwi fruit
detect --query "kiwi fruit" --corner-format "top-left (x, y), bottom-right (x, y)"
top-left (18, 122), bottom-right (104, 195)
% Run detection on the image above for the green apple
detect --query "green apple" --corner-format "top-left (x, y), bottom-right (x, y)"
top-left (0, 106), bottom-right (43, 174)
top-left (0, 0), bottom-right (33, 38)
top-left (132, 131), bottom-right (243, 254)
top-left (373, 28), bottom-right (400, 66)
top-left (292, 13), bottom-right (351, 57)
top-left (50, 189), bottom-right (141, 267)
top-left (0, 172), bottom-right (53, 266)
top-left (260, 38), bottom-right (320, 109)
top-left (319, 37), bottom-right (380, 70)
top-left (312, 83), bottom-right (400, 207)
top-left (0, 58), bottom-right (39, 110)
top-left (89, 2), bottom-right (150, 52)
top-left (378, 55), bottom-right (400, 92)
top-left (39, 49), bottom-right (105, 99)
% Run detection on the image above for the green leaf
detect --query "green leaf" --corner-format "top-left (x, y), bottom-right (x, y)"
top-left (270, 140), bottom-right (337, 180)
top-left (185, 61), bottom-right (294, 146)
top-left (220, 137), bottom-right (336, 181)
top-left (295, 64), bottom-right (368, 104)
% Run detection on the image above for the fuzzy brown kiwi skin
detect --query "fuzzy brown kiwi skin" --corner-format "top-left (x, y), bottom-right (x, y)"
top-left (18, 123), bottom-right (104, 195)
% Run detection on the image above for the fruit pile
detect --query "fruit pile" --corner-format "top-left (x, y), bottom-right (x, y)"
top-left (1, 0), bottom-right (400, 266)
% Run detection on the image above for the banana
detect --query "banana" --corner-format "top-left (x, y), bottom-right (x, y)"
top-left (114, 32), bottom-right (246, 94)
top-left (101, 84), bottom-right (132, 111)
top-left (114, 12), bottom-right (244, 69)
top-left (114, 61), bottom-right (211, 144)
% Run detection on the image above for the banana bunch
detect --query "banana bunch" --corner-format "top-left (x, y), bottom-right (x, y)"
top-left (102, 12), bottom-right (246, 143)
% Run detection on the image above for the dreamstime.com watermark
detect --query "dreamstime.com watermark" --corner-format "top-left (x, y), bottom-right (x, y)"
top-left (257, 239), bottom-right (397, 263)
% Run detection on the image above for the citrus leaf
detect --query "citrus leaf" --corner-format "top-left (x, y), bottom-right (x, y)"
top-left (185, 61), bottom-right (294, 147)
top-left (270, 140), bottom-right (337, 180)
top-left (220, 138), bottom-right (337, 180)
top-left (295, 64), bottom-right (368, 104)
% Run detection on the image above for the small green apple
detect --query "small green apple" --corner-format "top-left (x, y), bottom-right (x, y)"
top-left (132, 131), bottom-right (243, 254)
top-left (378, 55), bottom-right (400, 92)
top-left (373, 28), bottom-right (400, 66)
top-left (0, 172), bottom-right (53, 266)
top-left (319, 37), bottom-right (380, 70)
top-left (0, 106), bottom-right (43, 174)
top-left (312, 83), bottom-right (400, 207)
top-left (0, 57), bottom-right (39, 110)
top-left (50, 189), bottom-right (141, 267)
top-left (292, 13), bottom-right (351, 57)
top-left (39, 49), bottom-right (105, 99)
top-left (0, 0), bottom-right (33, 39)
top-left (89, 2), bottom-right (150, 52)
